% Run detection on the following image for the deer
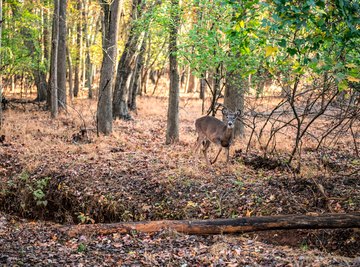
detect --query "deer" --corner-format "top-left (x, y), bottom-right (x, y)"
top-left (194, 105), bottom-right (241, 165)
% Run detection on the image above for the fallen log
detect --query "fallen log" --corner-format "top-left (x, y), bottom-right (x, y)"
top-left (61, 213), bottom-right (360, 237)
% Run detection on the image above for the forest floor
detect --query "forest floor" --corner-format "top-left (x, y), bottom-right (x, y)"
top-left (0, 95), bottom-right (359, 266)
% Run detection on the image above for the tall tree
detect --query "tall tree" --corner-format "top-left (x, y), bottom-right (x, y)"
top-left (57, 0), bottom-right (67, 109)
top-left (97, 0), bottom-right (120, 135)
top-left (113, 0), bottom-right (143, 120)
top-left (165, 0), bottom-right (180, 144)
top-left (0, 0), bottom-right (2, 128)
top-left (33, 0), bottom-right (49, 103)
top-left (128, 33), bottom-right (147, 111)
top-left (224, 71), bottom-right (245, 138)
top-left (50, 0), bottom-right (60, 118)
top-left (73, 0), bottom-right (82, 98)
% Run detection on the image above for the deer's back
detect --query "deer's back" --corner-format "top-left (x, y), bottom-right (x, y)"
top-left (195, 116), bottom-right (226, 137)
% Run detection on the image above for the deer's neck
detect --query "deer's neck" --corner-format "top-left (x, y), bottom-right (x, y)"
top-left (218, 125), bottom-right (234, 147)
top-left (223, 126), bottom-right (233, 140)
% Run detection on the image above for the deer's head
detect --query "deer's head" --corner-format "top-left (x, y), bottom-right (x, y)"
top-left (222, 108), bottom-right (241, 129)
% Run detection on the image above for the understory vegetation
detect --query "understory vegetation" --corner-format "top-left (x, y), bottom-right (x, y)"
top-left (0, 97), bottom-right (359, 263)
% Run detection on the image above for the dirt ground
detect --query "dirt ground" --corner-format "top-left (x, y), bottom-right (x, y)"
top-left (0, 96), bottom-right (359, 265)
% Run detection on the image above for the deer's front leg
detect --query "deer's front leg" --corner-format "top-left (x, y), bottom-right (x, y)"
top-left (211, 146), bottom-right (223, 165)
top-left (225, 147), bottom-right (230, 163)
top-left (202, 140), bottom-right (211, 165)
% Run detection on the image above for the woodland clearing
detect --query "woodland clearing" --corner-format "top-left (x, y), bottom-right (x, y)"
top-left (0, 95), bottom-right (359, 266)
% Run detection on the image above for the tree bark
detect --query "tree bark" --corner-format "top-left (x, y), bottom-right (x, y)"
top-left (73, 0), bottom-right (82, 98)
top-left (84, 0), bottom-right (93, 99)
top-left (224, 71), bottom-right (245, 138)
top-left (50, 0), bottom-right (59, 118)
top-left (128, 34), bottom-right (146, 111)
top-left (113, 0), bottom-right (142, 120)
top-left (43, 1), bottom-right (51, 106)
top-left (57, 0), bottom-right (67, 109)
top-left (0, 0), bottom-right (2, 128)
top-left (165, 0), bottom-right (180, 144)
top-left (62, 213), bottom-right (360, 237)
top-left (66, 45), bottom-right (73, 103)
top-left (96, 0), bottom-right (121, 135)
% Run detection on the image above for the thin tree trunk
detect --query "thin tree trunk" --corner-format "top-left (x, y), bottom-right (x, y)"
top-left (50, 0), bottom-right (59, 118)
top-left (0, 0), bottom-right (3, 128)
top-left (113, 0), bottom-right (143, 120)
top-left (66, 45), bottom-right (73, 104)
top-left (165, 0), bottom-right (180, 144)
top-left (57, 0), bottom-right (67, 109)
top-left (199, 74), bottom-right (206, 114)
top-left (84, 0), bottom-right (93, 99)
top-left (85, 52), bottom-right (93, 99)
top-left (128, 35), bottom-right (146, 111)
top-left (185, 66), bottom-right (195, 93)
top-left (96, 0), bottom-right (120, 135)
top-left (62, 213), bottom-right (360, 237)
top-left (73, 1), bottom-right (82, 98)
top-left (44, 0), bottom-right (52, 107)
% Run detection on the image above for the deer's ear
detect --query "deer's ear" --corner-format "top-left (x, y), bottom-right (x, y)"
top-left (236, 110), bottom-right (241, 117)
top-left (222, 108), bottom-right (228, 116)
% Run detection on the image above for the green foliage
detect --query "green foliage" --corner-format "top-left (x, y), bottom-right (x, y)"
top-left (77, 212), bottom-right (95, 224)
top-left (2, 1), bottom-right (50, 80)
top-left (31, 177), bottom-right (51, 207)
top-left (261, 0), bottom-right (360, 91)
top-left (77, 243), bottom-right (87, 253)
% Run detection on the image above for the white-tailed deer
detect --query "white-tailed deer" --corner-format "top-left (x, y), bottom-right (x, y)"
top-left (194, 107), bottom-right (241, 165)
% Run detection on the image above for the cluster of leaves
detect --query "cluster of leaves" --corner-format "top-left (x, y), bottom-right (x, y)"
top-left (262, 0), bottom-right (360, 89)
top-left (1, 169), bottom-right (52, 219)
top-left (2, 1), bottom-right (50, 81)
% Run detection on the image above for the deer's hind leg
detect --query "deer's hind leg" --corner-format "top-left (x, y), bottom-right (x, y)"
top-left (194, 134), bottom-right (204, 155)
top-left (201, 140), bottom-right (211, 165)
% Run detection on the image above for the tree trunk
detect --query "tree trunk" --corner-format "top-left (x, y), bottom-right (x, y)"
top-left (165, 0), bottom-right (180, 144)
top-left (84, 0), bottom-right (93, 99)
top-left (224, 71), bottom-right (245, 138)
top-left (96, 0), bottom-right (120, 135)
top-left (200, 74), bottom-right (206, 114)
top-left (50, 0), bottom-right (59, 118)
top-left (185, 66), bottom-right (195, 93)
top-left (62, 213), bottom-right (360, 237)
top-left (43, 1), bottom-right (51, 107)
top-left (128, 35), bottom-right (146, 111)
top-left (209, 66), bottom-right (221, 116)
top-left (0, 0), bottom-right (2, 128)
top-left (66, 45), bottom-right (73, 104)
top-left (85, 51), bottom-right (93, 99)
top-left (73, 1), bottom-right (82, 98)
top-left (113, 0), bottom-right (142, 120)
top-left (34, 71), bottom-right (48, 102)
top-left (57, 0), bottom-right (67, 109)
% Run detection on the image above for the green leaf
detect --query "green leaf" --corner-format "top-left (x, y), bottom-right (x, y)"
top-left (287, 48), bottom-right (298, 56)
top-left (278, 39), bottom-right (287, 47)
top-left (338, 80), bottom-right (348, 91)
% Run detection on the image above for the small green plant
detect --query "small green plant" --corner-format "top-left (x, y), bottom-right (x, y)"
top-left (19, 171), bottom-right (30, 181)
top-left (233, 180), bottom-right (244, 187)
top-left (77, 243), bottom-right (87, 253)
top-left (32, 177), bottom-right (51, 206)
top-left (300, 242), bottom-right (309, 251)
top-left (77, 212), bottom-right (95, 224)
